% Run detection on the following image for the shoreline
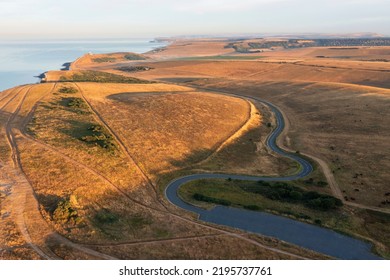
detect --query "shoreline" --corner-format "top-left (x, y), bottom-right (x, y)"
top-left (0, 39), bottom-right (167, 92)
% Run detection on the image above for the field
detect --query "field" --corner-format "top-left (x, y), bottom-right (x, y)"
top-left (1, 78), bottom-right (317, 259)
top-left (1, 38), bottom-right (389, 259)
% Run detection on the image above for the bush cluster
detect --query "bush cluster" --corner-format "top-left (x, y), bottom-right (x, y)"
top-left (124, 54), bottom-right (146, 60)
top-left (58, 86), bottom-right (78, 94)
top-left (241, 181), bottom-right (343, 211)
top-left (79, 124), bottom-right (117, 151)
top-left (92, 57), bottom-right (117, 63)
top-left (192, 193), bottom-right (231, 206)
top-left (53, 198), bottom-right (82, 225)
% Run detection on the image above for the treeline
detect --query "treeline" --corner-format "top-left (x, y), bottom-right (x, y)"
top-left (241, 181), bottom-right (343, 211)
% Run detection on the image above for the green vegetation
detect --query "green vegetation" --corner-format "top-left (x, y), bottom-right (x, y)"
top-left (124, 53), bottom-right (146, 60)
top-left (193, 193), bottom-right (231, 206)
top-left (58, 86), bottom-right (78, 94)
top-left (302, 177), bottom-right (328, 187)
top-left (128, 214), bottom-right (152, 229)
top-left (79, 124), bottom-right (117, 151)
top-left (186, 179), bottom-right (342, 212)
top-left (59, 97), bottom-right (90, 115)
top-left (94, 209), bottom-right (119, 224)
top-left (115, 66), bottom-right (153, 72)
top-left (53, 197), bottom-right (82, 225)
top-left (55, 96), bottom-right (118, 152)
top-left (243, 181), bottom-right (342, 211)
top-left (224, 42), bottom-right (262, 53)
top-left (92, 57), bottom-right (117, 63)
top-left (66, 97), bottom-right (87, 109)
top-left (59, 70), bottom-right (154, 84)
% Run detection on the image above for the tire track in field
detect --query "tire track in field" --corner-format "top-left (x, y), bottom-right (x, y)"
top-left (73, 83), bottom-right (167, 209)
top-left (3, 83), bottom-right (117, 260)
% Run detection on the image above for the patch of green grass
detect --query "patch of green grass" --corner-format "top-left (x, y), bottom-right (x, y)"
top-left (128, 214), bottom-right (152, 229)
top-left (94, 209), bottom-right (119, 224)
top-left (59, 70), bottom-right (154, 84)
top-left (154, 228), bottom-right (171, 238)
top-left (124, 54), bottom-right (146, 60)
top-left (92, 57), bottom-right (117, 63)
top-left (115, 66), bottom-right (153, 72)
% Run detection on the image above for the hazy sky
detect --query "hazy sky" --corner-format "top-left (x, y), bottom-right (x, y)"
top-left (1, 0), bottom-right (389, 39)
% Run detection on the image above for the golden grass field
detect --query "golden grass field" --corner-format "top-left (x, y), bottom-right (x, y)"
top-left (1, 38), bottom-right (389, 259)
top-left (1, 78), bottom-right (316, 259)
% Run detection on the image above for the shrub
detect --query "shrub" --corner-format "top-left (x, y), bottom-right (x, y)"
top-left (79, 125), bottom-right (117, 151)
top-left (193, 193), bottom-right (231, 206)
top-left (58, 86), bottom-right (78, 94)
top-left (242, 181), bottom-right (343, 211)
top-left (244, 205), bottom-right (261, 211)
top-left (53, 197), bottom-right (81, 225)
top-left (124, 54), bottom-right (146, 60)
top-left (67, 98), bottom-right (87, 109)
top-left (317, 181), bottom-right (328, 187)
top-left (115, 66), bottom-right (153, 72)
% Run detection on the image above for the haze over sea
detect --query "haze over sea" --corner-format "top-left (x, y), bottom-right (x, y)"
top-left (0, 39), bottom-right (166, 92)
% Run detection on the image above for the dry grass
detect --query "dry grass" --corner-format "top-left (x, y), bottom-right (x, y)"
top-left (77, 83), bottom-right (253, 179)
top-left (124, 51), bottom-right (390, 209)
top-left (72, 52), bottom-right (147, 69)
top-left (25, 86), bottom-right (150, 197)
top-left (182, 79), bottom-right (390, 209)
top-left (3, 41), bottom-right (389, 259)
top-left (0, 221), bottom-right (42, 260)
top-left (15, 84), bottom-right (224, 246)
top-left (147, 39), bottom-right (232, 59)
top-left (132, 60), bottom-right (390, 89)
top-left (2, 81), bottom-right (311, 260)
top-left (194, 100), bottom-right (296, 176)
top-left (17, 136), bottom-right (219, 244)
top-left (87, 234), bottom-right (311, 259)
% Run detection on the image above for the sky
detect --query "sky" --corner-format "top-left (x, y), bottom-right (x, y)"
top-left (1, 0), bottom-right (389, 39)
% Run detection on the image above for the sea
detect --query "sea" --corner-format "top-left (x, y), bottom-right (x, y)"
top-left (0, 39), bottom-right (166, 92)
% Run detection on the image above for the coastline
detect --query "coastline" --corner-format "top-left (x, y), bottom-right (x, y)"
top-left (0, 39), bottom-right (167, 92)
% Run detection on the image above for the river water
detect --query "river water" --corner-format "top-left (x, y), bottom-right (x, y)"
top-left (0, 39), bottom-right (166, 91)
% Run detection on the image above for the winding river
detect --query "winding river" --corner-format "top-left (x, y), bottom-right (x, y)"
top-left (165, 95), bottom-right (382, 260)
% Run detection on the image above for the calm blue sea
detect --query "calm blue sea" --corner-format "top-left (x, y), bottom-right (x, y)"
top-left (0, 39), bottom-right (166, 91)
